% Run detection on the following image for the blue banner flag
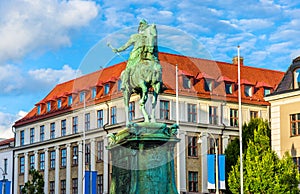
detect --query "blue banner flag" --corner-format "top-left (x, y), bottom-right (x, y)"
top-left (207, 154), bottom-right (215, 189)
top-left (218, 155), bottom-right (226, 189)
top-left (85, 171), bottom-right (97, 194)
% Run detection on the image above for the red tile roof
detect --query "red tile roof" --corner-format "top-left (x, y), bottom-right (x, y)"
top-left (14, 52), bottom-right (284, 127)
top-left (0, 138), bottom-right (14, 146)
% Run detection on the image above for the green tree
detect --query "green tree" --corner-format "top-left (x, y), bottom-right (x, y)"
top-left (228, 124), bottom-right (300, 193)
top-left (225, 118), bottom-right (270, 193)
top-left (21, 169), bottom-right (44, 194)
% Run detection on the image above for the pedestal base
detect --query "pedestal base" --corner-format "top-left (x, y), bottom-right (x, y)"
top-left (107, 122), bottom-right (179, 194)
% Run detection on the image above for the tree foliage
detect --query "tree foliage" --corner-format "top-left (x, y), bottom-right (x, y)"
top-left (225, 118), bottom-right (270, 193)
top-left (21, 169), bottom-right (44, 194)
top-left (228, 122), bottom-right (300, 193)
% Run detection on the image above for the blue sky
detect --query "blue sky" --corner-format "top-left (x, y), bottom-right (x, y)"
top-left (1, 0), bottom-right (300, 138)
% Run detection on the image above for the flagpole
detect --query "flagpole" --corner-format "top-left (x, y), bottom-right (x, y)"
top-left (237, 45), bottom-right (244, 193)
top-left (176, 64), bottom-right (180, 192)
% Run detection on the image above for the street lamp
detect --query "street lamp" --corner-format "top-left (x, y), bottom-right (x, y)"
top-left (198, 132), bottom-right (219, 194)
top-left (73, 148), bottom-right (92, 194)
top-left (0, 167), bottom-right (7, 194)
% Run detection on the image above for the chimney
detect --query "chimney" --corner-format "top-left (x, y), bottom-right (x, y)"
top-left (232, 56), bottom-right (244, 65)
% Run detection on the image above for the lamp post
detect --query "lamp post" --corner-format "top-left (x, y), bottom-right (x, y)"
top-left (73, 148), bottom-right (92, 194)
top-left (198, 132), bottom-right (219, 194)
top-left (0, 167), bottom-right (7, 194)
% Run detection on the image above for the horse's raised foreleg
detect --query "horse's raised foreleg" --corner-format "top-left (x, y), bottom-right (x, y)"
top-left (151, 82), bottom-right (161, 122)
top-left (139, 82), bottom-right (150, 122)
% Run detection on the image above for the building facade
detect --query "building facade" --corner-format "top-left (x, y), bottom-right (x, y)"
top-left (0, 138), bottom-right (14, 194)
top-left (13, 53), bottom-right (284, 194)
top-left (265, 56), bottom-right (300, 164)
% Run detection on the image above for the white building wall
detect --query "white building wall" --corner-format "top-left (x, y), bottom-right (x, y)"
top-left (12, 94), bottom-right (270, 193)
top-left (0, 149), bottom-right (13, 192)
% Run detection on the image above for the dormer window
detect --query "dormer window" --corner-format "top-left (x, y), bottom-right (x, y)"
top-left (91, 87), bottom-right (97, 99)
top-left (204, 79), bottom-right (213, 92)
top-left (47, 102), bottom-right (51, 112)
top-left (68, 95), bottom-right (73, 106)
top-left (225, 83), bottom-right (233, 94)
top-left (57, 99), bottom-right (62, 109)
top-left (104, 84), bottom-right (110, 95)
top-left (294, 68), bottom-right (300, 89)
top-left (244, 85), bottom-right (253, 97)
top-left (118, 79), bottom-right (122, 91)
top-left (37, 105), bottom-right (41, 115)
top-left (80, 92), bottom-right (86, 102)
top-left (264, 88), bottom-right (271, 96)
top-left (183, 76), bottom-right (191, 89)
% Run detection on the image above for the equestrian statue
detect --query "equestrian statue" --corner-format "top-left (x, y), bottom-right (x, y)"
top-left (109, 19), bottom-right (162, 125)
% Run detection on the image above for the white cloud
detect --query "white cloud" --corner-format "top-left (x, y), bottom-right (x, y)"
top-left (29, 64), bottom-right (82, 84)
top-left (0, 64), bottom-right (81, 95)
top-left (0, 0), bottom-right (98, 63)
top-left (0, 111), bottom-right (21, 139)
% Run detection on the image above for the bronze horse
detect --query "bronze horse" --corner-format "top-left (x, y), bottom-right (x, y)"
top-left (121, 59), bottom-right (162, 125)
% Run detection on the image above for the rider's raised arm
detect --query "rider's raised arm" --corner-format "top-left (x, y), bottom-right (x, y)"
top-left (115, 34), bottom-right (136, 52)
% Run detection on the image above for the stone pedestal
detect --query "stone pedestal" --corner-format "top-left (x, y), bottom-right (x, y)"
top-left (107, 123), bottom-right (179, 194)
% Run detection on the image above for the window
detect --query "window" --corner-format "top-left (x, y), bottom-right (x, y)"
top-left (225, 83), bottom-right (233, 94)
top-left (30, 128), bottom-right (35, 143)
top-left (61, 119), bottom-right (66, 136)
top-left (129, 102), bottom-right (135, 121)
top-left (264, 88), bottom-right (271, 96)
top-left (97, 141), bottom-right (104, 161)
top-left (72, 178), bottom-right (78, 194)
top-left (104, 83), bottom-right (110, 95)
top-left (209, 106), bottom-right (218, 125)
top-left (50, 150), bottom-right (55, 169)
top-left (293, 157), bottom-right (300, 172)
top-left (97, 175), bottom-right (103, 194)
top-left (73, 116), bottom-right (78, 134)
top-left (85, 144), bottom-right (91, 164)
top-left (49, 181), bottom-right (55, 194)
top-left (80, 92), bottom-right (86, 102)
top-left (188, 136), bottom-right (197, 157)
top-left (118, 79), bottom-right (122, 91)
top-left (111, 106), bottom-right (117, 124)
top-left (73, 146), bottom-right (78, 165)
top-left (61, 180), bottom-right (66, 194)
top-left (160, 100), bottom-right (170, 120)
top-left (85, 113), bottom-right (90, 130)
top-left (290, 113), bottom-right (300, 136)
top-left (188, 171), bottom-right (198, 192)
top-left (20, 156), bottom-right (25, 174)
top-left (204, 79), bottom-right (213, 92)
top-left (183, 76), bottom-right (191, 89)
top-left (40, 125), bottom-right (45, 141)
top-left (4, 159), bottom-right (7, 174)
top-left (187, 104), bottom-right (197, 122)
top-left (20, 186), bottom-right (24, 194)
top-left (57, 98), bottom-right (62, 109)
top-left (250, 111), bottom-right (258, 119)
top-left (40, 153), bottom-right (45, 170)
top-left (209, 138), bottom-right (219, 154)
top-left (68, 95), bottom-right (73, 106)
top-left (97, 110), bottom-right (103, 128)
top-left (230, 109), bottom-right (238, 127)
top-left (37, 105), bottom-right (41, 115)
top-left (47, 101), bottom-right (51, 112)
top-left (30, 155), bottom-right (35, 169)
top-left (20, 130), bottom-right (24, 146)
top-left (50, 123), bottom-right (55, 139)
top-left (61, 148), bottom-right (67, 168)
top-left (244, 85), bottom-right (252, 97)
top-left (92, 87), bottom-right (97, 99)
top-left (294, 68), bottom-right (300, 89)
